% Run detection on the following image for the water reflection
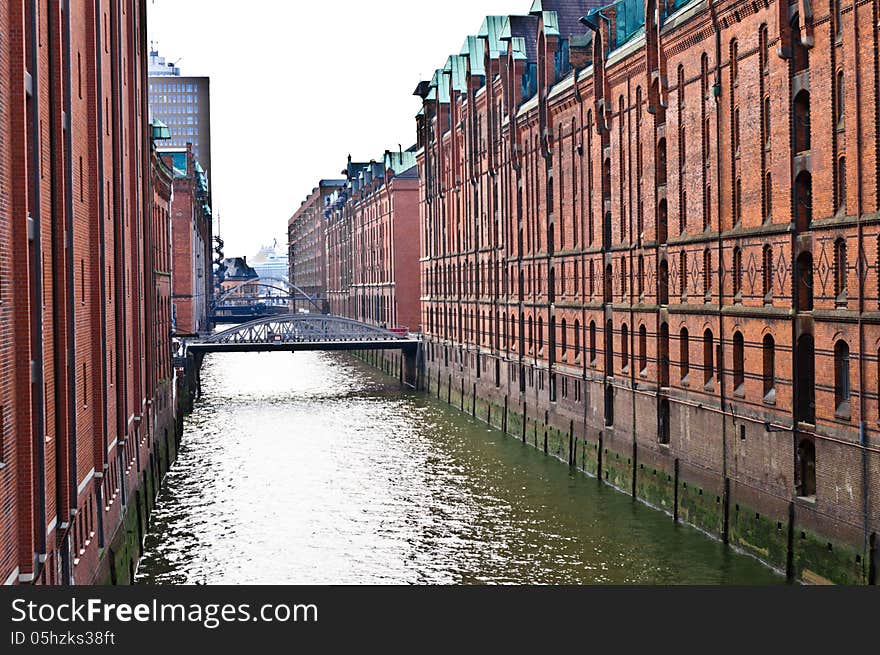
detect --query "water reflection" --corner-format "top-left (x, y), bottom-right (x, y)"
top-left (137, 351), bottom-right (781, 585)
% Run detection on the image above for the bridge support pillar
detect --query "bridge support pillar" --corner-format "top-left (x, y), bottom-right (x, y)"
top-left (403, 345), bottom-right (423, 391)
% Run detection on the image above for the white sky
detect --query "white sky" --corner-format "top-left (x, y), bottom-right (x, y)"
top-left (147, 0), bottom-right (521, 258)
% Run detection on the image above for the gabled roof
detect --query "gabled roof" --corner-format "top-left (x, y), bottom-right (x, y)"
top-left (478, 15), bottom-right (509, 59)
top-left (459, 35), bottom-right (486, 76)
top-left (500, 15), bottom-right (539, 62)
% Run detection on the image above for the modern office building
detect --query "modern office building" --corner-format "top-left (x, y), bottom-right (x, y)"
top-left (148, 50), bottom-right (212, 185)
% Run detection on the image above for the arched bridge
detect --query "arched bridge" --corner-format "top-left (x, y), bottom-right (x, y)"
top-left (210, 276), bottom-right (325, 323)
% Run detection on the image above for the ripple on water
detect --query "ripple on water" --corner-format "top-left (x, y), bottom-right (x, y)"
top-left (137, 351), bottom-right (783, 585)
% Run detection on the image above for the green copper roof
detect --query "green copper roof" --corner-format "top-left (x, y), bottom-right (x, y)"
top-left (427, 68), bottom-right (450, 103)
top-left (509, 36), bottom-right (529, 61)
top-left (479, 15), bottom-right (508, 58)
top-left (541, 10), bottom-right (560, 36)
top-left (445, 54), bottom-right (468, 92)
top-left (529, 0), bottom-right (544, 12)
top-left (460, 35), bottom-right (485, 76)
top-left (383, 150), bottom-right (417, 175)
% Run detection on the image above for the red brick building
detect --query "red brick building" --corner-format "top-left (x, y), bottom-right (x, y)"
top-left (0, 0), bottom-right (177, 586)
top-left (288, 180), bottom-right (345, 313)
top-left (324, 150), bottom-right (421, 332)
top-left (416, 0), bottom-right (879, 583)
top-left (161, 145), bottom-right (213, 336)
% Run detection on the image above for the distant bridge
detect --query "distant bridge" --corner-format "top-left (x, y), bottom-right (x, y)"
top-left (210, 276), bottom-right (325, 323)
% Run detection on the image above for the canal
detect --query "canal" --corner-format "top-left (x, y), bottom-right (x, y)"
top-left (136, 350), bottom-right (782, 585)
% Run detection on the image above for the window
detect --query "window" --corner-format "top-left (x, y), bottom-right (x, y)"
top-left (679, 250), bottom-right (687, 299)
top-left (730, 39), bottom-right (739, 86)
top-left (733, 331), bottom-right (745, 396)
top-left (837, 157), bottom-right (846, 215)
top-left (621, 324), bottom-right (629, 371)
top-left (561, 318), bottom-right (568, 356)
top-left (834, 237), bottom-right (847, 301)
top-left (763, 334), bottom-right (776, 401)
top-left (835, 71), bottom-right (845, 128)
top-left (733, 106), bottom-right (741, 155)
top-left (763, 96), bottom-right (771, 149)
top-left (703, 249), bottom-right (712, 299)
top-left (734, 177), bottom-right (742, 225)
top-left (733, 247), bottom-right (742, 299)
top-left (574, 319), bottom-right (581, 358)
top-left (639, 325), bottom-right (647, 374)
top-left (835, 340), bottom-right (851, 418)
top-left (680, 328), bottom-right (690, 383)
top-left (794, 91), bottom-right (811, 153)
top-left (765, 173), bottom-right (772, 221)
top-left (762, 244), bottom-right (773, 303)
top-left (703, 329), bottom-right (715, 387)
top-left (589, 321), bottom-right (597, 364)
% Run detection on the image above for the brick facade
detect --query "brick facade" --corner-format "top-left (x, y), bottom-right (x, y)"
top-left (288, 180), bottom-right (345, 313)
top-left (162, 145), bottom-right (212, 336)
top-left (415, 0), bottom-right (880, 583)
top-left (324, 151), bottom-right (421, 332)
top-left (0, 0), bottom-right (176, 585)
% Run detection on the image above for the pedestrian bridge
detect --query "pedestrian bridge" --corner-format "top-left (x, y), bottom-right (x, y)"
top-left (186, 314), bottom-right (421, 354)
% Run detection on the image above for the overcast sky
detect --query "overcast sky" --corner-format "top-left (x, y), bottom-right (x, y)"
top-left (147, 0), bottom-right (521, 257)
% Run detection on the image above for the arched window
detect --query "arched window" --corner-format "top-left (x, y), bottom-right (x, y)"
top-left (836, 70), bottom-right (845, 128)
top-left (621, 323), bottom-right (629, 371)
top-left (733, 331), bottom-right (745, 395)
top-left (765, 172), bottom-right (772, 221)
top-left (639, 325), bottom-right (647, 374)
top-left (680, 327), bottom-right (690, 382)
top-left (574, 319), bottom-right (581, 358)
top-left (837, 157), bottom-right (846, 215)
top-left (834, 237), bottom-right (847, 301)
top-left (763, 334), bottom-right (776, 401)
top-left (538, 316), bottom-right (544, 352)
top-left (835, 340), bottom-right (851, 417)
top-left (703, 329), bottom-right (715, 387)
top-left (733, 246), bottom-right (742, 299)
top-left (762, 244), bottom-right (773, 302)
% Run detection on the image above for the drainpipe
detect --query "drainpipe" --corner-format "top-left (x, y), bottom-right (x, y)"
top-left (27, 0), bottom-right (48, 574)
top-left (62, 0), bottom-right (80, 564)
top-left (709, 1), bottom-right (730, 543)
top-left (47, 0), bottom-right (74, 586)
top-left (94, 0), bottom-right (109, 549)
top-left (851, 2), bottom-right (870, 570)
top-left (111, 0), bottom-right (128, 509)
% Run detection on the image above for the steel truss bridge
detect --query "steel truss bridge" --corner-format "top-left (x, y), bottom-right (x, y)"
top-left (187, 314), bottom-right (420, 354)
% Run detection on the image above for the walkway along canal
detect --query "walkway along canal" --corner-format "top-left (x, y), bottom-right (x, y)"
top-left (137, 350), bottom-right (780, 584)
